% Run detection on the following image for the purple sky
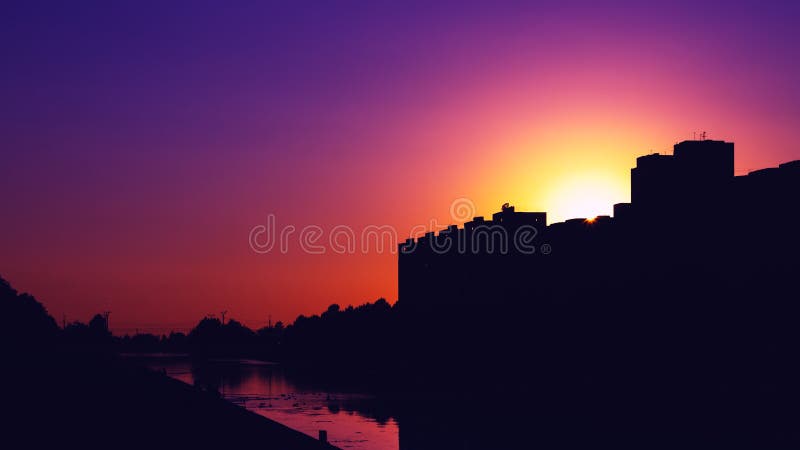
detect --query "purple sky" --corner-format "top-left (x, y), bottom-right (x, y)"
top-left (2, 1), bottom-right (799, 332)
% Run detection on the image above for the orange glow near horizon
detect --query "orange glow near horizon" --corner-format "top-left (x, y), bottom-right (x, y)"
top-left (457, 122), bottom-right (641, 224)
top-left (3, 3), bottom-right (800, 333)
top-left (544, 172), bottom-right (629, 222)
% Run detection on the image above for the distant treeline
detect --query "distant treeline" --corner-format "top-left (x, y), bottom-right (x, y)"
top-left (1, 274), bottom-right (400, 370)
top-left (117, 298), bottom-right (401, 369)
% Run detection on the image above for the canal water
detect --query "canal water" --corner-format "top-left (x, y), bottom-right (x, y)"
top-left (133, 355), bottom-right (398, 449)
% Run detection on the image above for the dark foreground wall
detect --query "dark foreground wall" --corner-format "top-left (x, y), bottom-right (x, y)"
top-left (6, 351), bottom-right (336, 450)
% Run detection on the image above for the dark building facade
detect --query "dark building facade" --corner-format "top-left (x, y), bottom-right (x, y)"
top-left (399, 138), bottom-right (799, 313)
top-left (627, 139), bottom-right (735, 221)
top-left (396, 139), bottom-right (800, 448)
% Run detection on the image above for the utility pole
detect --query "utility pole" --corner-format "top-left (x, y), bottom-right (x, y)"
top-left (220, 310), bottom-right (228, 325)
top-left (102, 311), bottom-right (111, 332)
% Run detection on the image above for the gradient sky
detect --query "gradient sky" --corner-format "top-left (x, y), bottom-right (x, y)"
top-left (2, 1), bottom-right (799, 333)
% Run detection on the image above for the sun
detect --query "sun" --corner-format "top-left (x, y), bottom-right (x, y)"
top-left (545, 173), bottom-right (628, 223)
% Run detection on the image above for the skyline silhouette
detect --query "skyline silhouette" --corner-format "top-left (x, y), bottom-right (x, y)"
top-left (5, 2), bottom-right (800, 448)
top-left (5, 1), bottom-right (800, 332)
top-left (4, 130), bottom-right (800, 446)
top-left (20, 135), bottom-right (799, 334)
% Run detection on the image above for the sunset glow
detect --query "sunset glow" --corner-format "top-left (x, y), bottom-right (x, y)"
top-left (2, 1), bottom-right (800, 333)
top-left (545, 173), bottom-right (628, 222)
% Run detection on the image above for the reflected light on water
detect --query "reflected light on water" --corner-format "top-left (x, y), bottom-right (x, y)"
top-left (137, 356), bottom-right (399, 450)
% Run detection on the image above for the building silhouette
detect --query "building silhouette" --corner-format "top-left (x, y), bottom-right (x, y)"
top-left (398, 138), bottom-right (799, 314)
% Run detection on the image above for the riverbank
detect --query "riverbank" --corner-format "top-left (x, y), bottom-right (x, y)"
top-left (133, 354), bottom-right (400, 450)
top-left (7, 350), bottom-right (337, 449)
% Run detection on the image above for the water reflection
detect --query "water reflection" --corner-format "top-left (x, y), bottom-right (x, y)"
top-left (133, 355), bottom-right (399, 450)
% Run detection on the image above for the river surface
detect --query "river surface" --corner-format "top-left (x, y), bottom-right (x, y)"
top-left (132, 355), bottom-right (398, 450)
